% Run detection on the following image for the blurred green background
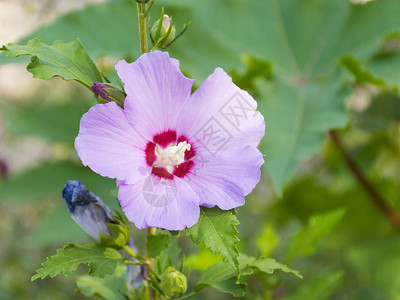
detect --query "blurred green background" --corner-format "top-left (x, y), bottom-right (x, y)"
top-left (1, 0), bottom-right (400, 299)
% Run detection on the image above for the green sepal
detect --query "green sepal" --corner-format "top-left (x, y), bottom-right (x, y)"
top-left (159, 267), bottom-right (188, 299)
top-left (99, 214), bottom-right (130, 249)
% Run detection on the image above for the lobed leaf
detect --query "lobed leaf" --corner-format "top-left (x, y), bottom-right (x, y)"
top-left (195, 254), bottom-right (301, 295)
top-left (186, 207), bottom-right (240, 274)
top-left (249, 257), bottom-right (302, 279)
top-left (32, 243), bottom-right (123, 280)
top-left (147, 233), bottom-right (170, 258)
top-left (1, 38), bottom-right (102, 88)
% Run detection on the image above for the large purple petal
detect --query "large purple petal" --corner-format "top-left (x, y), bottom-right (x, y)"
top-left (116, 51), bottom-right (194, 140)
top-left (177, 68), bottom-right (265, 151)
top-left (118, 177), bottom-right (200, 230)
top-left (75, 102), bottom-right (148, 184)
top-left (187, 146), bottom-right (264, 210)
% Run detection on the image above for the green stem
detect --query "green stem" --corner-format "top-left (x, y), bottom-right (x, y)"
top-left (123, 260), bottom-right (146, 266)
top-left (147, 227), bottom-right (157, 300)
top-left (137, 2), bottom-right (148, 54)
top-left (328, 129), bottom-right (400, 232)
top-left (143, 0), bottom-right (155, 17)
top-left (122, 245), bottom-right (143, 261)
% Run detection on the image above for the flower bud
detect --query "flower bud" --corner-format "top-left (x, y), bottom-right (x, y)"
top-left (159, 267), bottom-right (187, 298)
top-left (91, 82), bottom-right (111, 102)
top-left (62, 180), bottom-right (114, 241)
top-left (150, 15), bottom-right (176, 49)
top-left (91, 82), bottom-right (126, 107)
top-left (63, 181), bottom-right (144, 289)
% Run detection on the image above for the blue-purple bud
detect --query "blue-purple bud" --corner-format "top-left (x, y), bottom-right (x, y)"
top-left (62, 180), bottom-right (113, 241)
top-left (63, 181), bottom-right (144, 290)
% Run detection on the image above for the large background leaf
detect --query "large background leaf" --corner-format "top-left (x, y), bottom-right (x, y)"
top-left (4, 0), bottom-right (400, 192)
top-left (2, 1), bottom-right (400, 299)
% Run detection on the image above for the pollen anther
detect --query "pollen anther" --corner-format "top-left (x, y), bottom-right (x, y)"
top-left (154, 141), bottom-right (191, 173)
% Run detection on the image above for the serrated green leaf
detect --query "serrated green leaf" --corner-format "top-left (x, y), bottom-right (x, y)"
top-left (147, 234), bottom-right (170, 258)
top-left (76, 264), bottom-right (128, 300)
top-left (0, 0), bottom-right (139, 64)
top-left (249, 257), bottom-right (302, 279)
top-left (195, 254), bottom-right (301, 293)
top-left (32, 243), bottom-right (123, 280)
top-left (286, 209), bottom-right (346, 263)
top-left (186, 207), bottom-right (240, 274)
top-left (1, 38), bottom-right (102, 88)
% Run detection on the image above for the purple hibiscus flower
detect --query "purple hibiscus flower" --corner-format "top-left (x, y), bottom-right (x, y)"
top-left (75, 51), bottom-right (265, 230)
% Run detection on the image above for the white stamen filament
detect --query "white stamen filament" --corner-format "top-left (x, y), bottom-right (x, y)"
top-left (154, 141), bottom-right (191, 173)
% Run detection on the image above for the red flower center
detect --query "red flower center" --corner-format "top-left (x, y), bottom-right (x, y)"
top-left (145, 130), bottom-right (195, 179)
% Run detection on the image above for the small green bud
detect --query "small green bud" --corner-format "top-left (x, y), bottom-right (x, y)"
top-left (159, 267), bottom-right (187, 298)
top-left (150, 14), bottom-right (176, 49)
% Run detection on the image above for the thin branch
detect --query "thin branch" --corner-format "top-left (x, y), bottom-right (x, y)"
top-left (328, 129), bottom-right (400, 232)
